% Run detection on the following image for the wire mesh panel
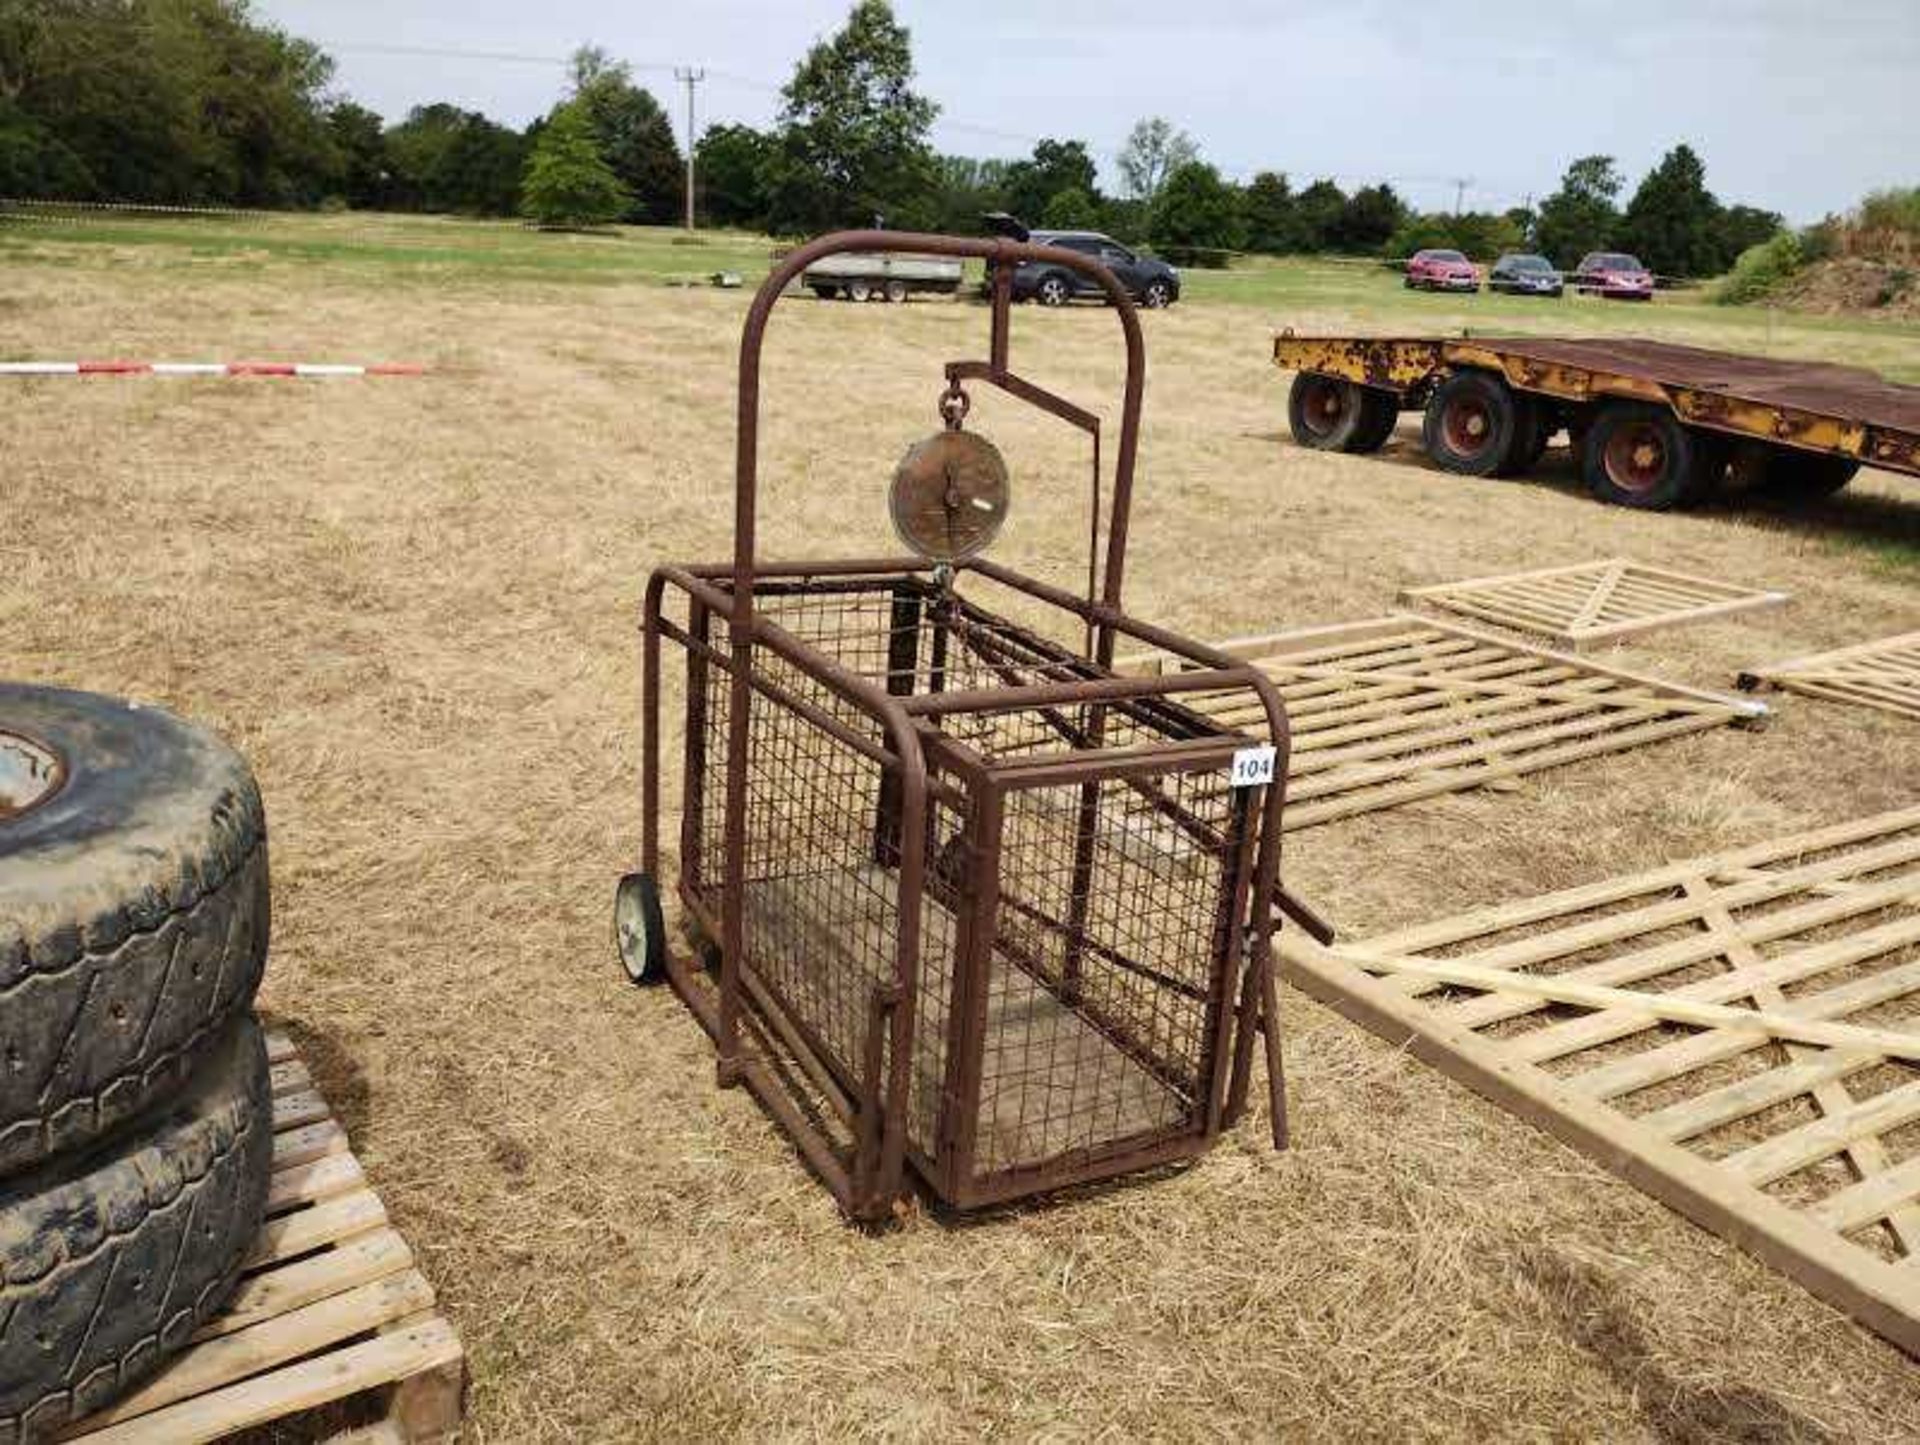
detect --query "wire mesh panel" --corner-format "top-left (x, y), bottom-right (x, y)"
top-left (663, 572), bottom-right (1271, 1207)
top-left (964, 763), bottom-right (1249, 1187)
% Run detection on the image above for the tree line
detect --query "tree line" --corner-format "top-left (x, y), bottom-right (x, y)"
top-left (1, 0), bottom-right (1788, 277)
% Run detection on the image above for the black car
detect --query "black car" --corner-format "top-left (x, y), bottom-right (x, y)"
top-left (1488, 253), bottom-right (1564, 297)
top-left (981, 216), bottom-right (1181, 308)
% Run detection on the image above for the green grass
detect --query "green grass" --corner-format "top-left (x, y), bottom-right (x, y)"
top-left (6, 208), bottom-right (1920, 380)
top-left (0, 210), bottom-right (776, 288)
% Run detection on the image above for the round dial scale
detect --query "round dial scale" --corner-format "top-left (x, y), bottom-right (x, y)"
top-left (888, 430), bottom-right (1011, 563)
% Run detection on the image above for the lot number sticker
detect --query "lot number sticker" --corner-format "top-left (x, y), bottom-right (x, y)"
top-left (1229, 745), bottom-right (1277, 789)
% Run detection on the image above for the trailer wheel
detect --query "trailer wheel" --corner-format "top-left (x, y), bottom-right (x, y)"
top-left (1288, 375), bottom-right (1363, 450)
top-left (1512, 399), bottom-right (1554, 473)
top-left (1581, 402), bottom-right (1709, 510)
top-left (1761, 450), bottom-right (1860, 499)
top-left (883, 279), bottom-right (909, 304)
top-left (1422, 371), bottom-right (1522, 477)
top-left (809, 284), bottom-right (838, 300)
top-left (846, 279), bottom-right (873, 303)
top-left (1349, 388), bottom-right (1400, 452)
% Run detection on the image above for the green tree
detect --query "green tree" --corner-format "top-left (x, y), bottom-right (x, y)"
top-left (519, 101), bottom-right (627, 227)
top-left (326, 100), bottom-right (386, 208)
top-left (925, 153), bottom-right (1010, 231)
top-left (1243, 171), bottom-right (1303, 254)
top-left (1618, 143), bottom-right (1722, 278)
top-left (1329, 183), bottom-right (1404, 252)
top-left (1293, 179), bottom-right (1346, 252)
top-left (0, 0), bottom-right (337, 204)
top-left (1536, 154), bottom-right (1623, 267)
top-left (0, 98), bottom-right (95, 197)
top-left (1118, 116), bottom-right (1197, 203)
top-left (1503, 204), bottom-right (1537, 248)
top-left (569, 46), bottom-right (682, 224)
top-left (385, 104), bottom-right (526, 214)
top-left (1039, 185), bottom-right (1101, 229)
top-left (1386, 213), bottom-right (1459, 258)
top-left (1715, 203), bottom-right (1784, 268)
top-left (764, 0), bottom-right (938, 233)
top-left (1004, 137), bottom-right (1097, 224)
top-left (695, 123), bottom-right (773, 227)
top-left (1149, 160), bottom-right (1245, 263)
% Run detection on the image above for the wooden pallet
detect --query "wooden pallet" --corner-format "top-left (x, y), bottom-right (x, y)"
top-left (1118, 614), bottom-right (1767, 830)
top-left (67, 1032), bottom-right (466, 1444)
top-left (1739, 631), bottom-right (1920, 721)
top-left (1401, 557), bottom-right (1789, 648)
top-left (1281, 805), bottom-right (1920, 1355)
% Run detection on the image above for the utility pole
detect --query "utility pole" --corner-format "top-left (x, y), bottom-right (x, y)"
top-left (1451, 176), bottom-right (1473, 215)
top-left (674, 67), bottom-right (704, 231)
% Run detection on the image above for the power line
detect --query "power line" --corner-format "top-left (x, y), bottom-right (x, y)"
top-left (316, 37), bottom-right (1533, 211)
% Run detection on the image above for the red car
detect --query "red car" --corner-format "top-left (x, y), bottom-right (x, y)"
top-left (1404, 248), bottom-right (1480, 292)
top-left (1573, 251), bottom-right (1655, 300)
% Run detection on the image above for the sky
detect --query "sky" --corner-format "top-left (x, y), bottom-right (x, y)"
top-left (257, 0), bottom-right (1918, 223)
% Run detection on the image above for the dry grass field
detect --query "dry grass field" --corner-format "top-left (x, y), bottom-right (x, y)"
top-left (4, 215), bottom-right (1919, 1440)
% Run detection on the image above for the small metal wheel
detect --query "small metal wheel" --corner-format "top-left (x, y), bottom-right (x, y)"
top-left (883, 278), bottom-right (909, 304)
top-left (846, 278), bottom-right (873, 303)
top-left (1037, 274), bottom-right (1071, 306)
top-left (1141, 279), bottom-right (1172, 308)
top-left (614, 872), bottom-right (668, 985)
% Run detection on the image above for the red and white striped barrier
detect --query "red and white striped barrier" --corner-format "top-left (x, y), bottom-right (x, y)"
top-left (0, 360), bottom-right (426, 377)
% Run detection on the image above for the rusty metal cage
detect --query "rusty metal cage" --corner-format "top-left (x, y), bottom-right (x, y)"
top-left (621, 232), bottom-right (1316, 1220)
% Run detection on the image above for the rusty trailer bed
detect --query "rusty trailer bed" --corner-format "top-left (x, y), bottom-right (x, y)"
top-left (1272, 334), bottom-right (1920, 476)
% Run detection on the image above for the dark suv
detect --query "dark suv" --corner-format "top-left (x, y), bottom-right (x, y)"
top-left (993, 229), bottom-right (1182, 308)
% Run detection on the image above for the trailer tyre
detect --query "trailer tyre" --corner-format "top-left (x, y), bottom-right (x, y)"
top-left (1581, 402), bottom-right (1709, 510)
top-left (1422, 371), bottom-right (1522, 477)
top-left (1348, 388), bottom-right (1400, 453)
top-left (0, 683), bottom-right (269, 1182)
top-left (883, 279), bottom-right (908, 304)
top-left (846, 279), bottom-right (873, 303)
top-left (1761, 451), bottom-right (1860, 500)
top-left (1511, 398), bottom-right (1553, 474)
top-left (809, 284), bottom-right (838, 300)
top-left (0, 1014), bottom-right (271, 1442)
top-left (1288, 374), bottom-right (1389, 452)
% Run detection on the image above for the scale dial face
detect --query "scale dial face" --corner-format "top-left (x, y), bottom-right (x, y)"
top-left (888, 430), bottom-right (1011, 563)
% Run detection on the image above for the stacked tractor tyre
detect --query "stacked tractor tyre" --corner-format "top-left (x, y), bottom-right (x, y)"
top-left (0, 683), bottom-right (274, 1443)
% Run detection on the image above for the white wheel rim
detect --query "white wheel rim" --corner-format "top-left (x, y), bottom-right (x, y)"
top-left (614, 880), bottom-right (655, 982)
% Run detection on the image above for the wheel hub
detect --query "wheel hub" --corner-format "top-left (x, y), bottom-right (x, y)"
top-left (1443, 398), bottom-right (1494, 455)
top-left (1605, 424), bottom-right (1668, 493)
top-left (0, 728), bottom-right (64, 820)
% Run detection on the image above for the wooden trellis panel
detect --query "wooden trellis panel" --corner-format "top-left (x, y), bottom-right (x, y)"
top-left (1402, 558), bottom-right (1789, 648)
top-left (1740, 632), bottom-right (1920, 721)
top-left (1119, 614), bottom-right (1766, 830)
top-left (1282, 805), bottom-right (1920, 1355)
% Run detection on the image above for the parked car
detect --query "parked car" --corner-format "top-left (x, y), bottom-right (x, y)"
top-left (1404, 249), bottom-right (1480, 292)
top-left (1573, 251), bottom-right (1655, 300)
top-left (987, 227), bottom-right (1182, 308)
top-left (1487, 253), bottom-right (1564, 297)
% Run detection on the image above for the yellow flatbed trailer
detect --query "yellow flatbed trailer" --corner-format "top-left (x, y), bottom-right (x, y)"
top-left (1272, 333), bottom-right (1920, 510)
